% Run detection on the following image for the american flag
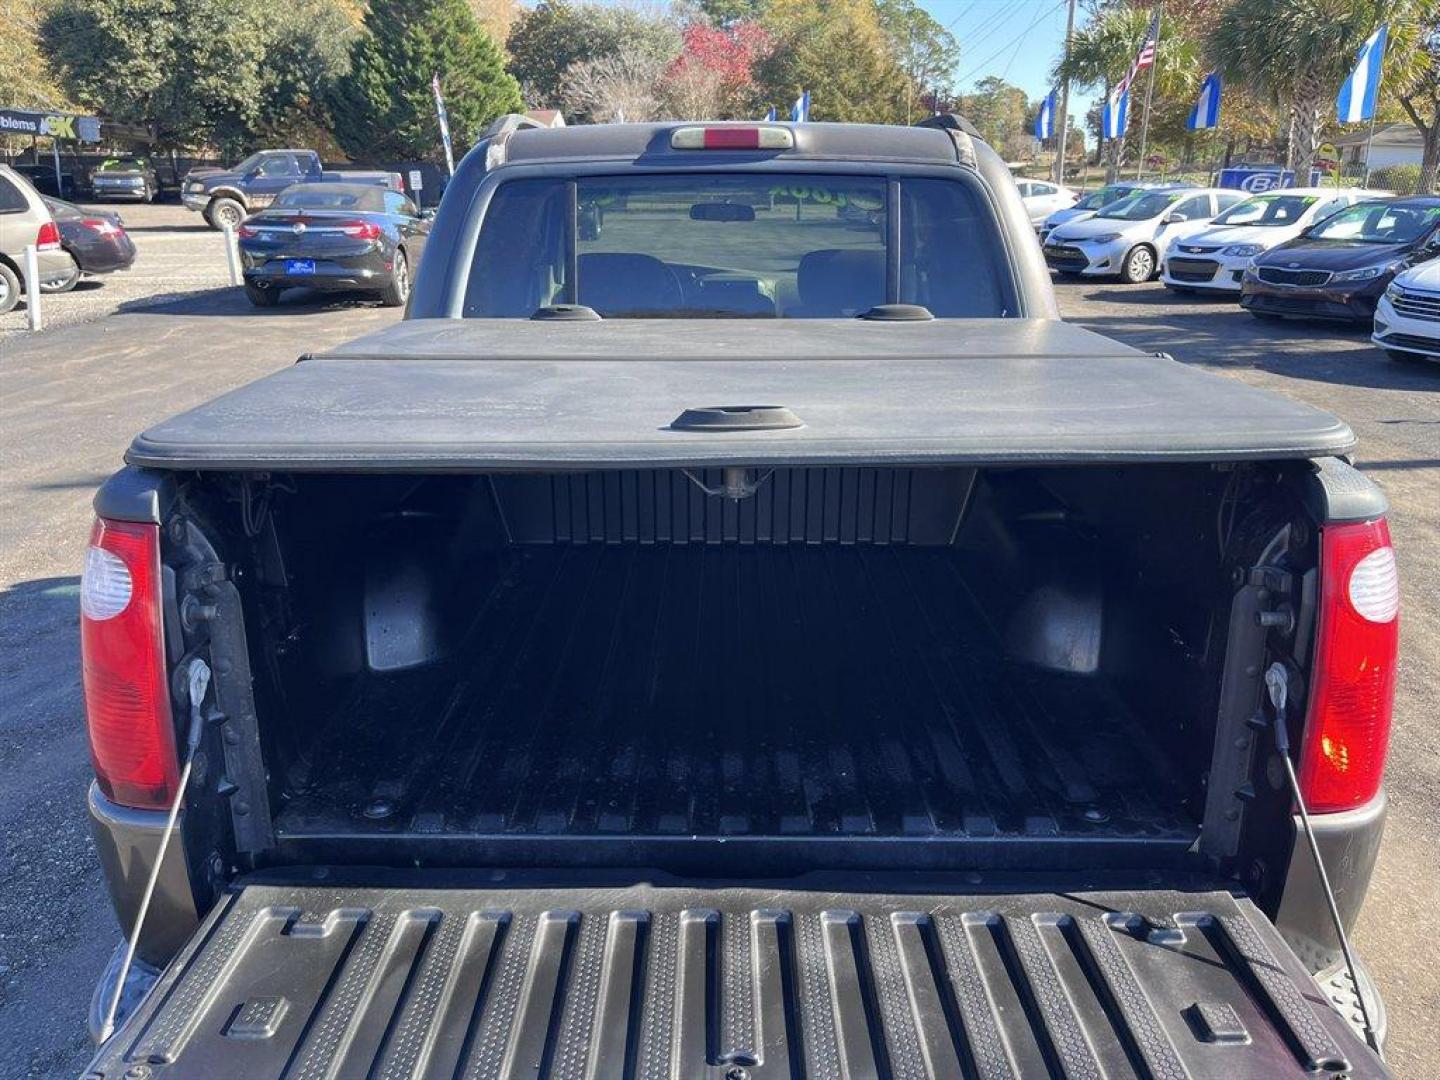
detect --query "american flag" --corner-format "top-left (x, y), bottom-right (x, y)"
top-left (1117, 10), bottom-right (1161, 95)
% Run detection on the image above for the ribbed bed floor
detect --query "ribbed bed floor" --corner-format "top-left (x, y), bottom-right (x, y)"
top-left (275, 544), bottom-right (1196, 847)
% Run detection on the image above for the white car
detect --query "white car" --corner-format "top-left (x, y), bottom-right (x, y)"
top-left (1016, 179), bottom-right (1077, 224)
top-left (1037, 182), bottom-right (1156, 240)
top-left (1373, 257), bottom-right (1440, 362)
top-left (1160, 187), bottom-right (1374, 294)
top-left (1042, 187), bottom-right (1246, 284)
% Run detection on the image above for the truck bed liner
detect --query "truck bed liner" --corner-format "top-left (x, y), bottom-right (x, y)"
top-left (274, 544), bottom-right (1196, 871)
top-left (89, 875), bottom-right (1385, 1078)
top-left (125, 319), bottom-right (1355, 471)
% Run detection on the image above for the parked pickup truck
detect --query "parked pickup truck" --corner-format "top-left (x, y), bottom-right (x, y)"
top-left (181, 148), bottom-right (402, 230)
top-left (84, 117), bottom-right (1397, 1078)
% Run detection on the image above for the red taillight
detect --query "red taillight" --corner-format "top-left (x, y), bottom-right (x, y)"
top-left (1299, 518), bottom-right (1399, 812)
top-left (36, 221), bottom-right (62, 250)
top-left (81, 218), bottom-right (119, 236)
top-left (81, 518), bottom-right (178, 809)
top-left (237, 223), bottom-right (259, 239)
top-left (340, 219), bottom-right (382, 240)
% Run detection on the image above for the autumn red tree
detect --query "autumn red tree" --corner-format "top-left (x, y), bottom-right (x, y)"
top-left (661, 19), bottom-right (771, 118)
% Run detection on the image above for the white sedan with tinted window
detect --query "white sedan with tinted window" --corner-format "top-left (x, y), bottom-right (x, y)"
top-left (1160, 187), bottom-right (1373, 294)
top-left (1016, 179), bottom-right (1077, 224)
top-left (1042, 188), bottom-right (1245, 283)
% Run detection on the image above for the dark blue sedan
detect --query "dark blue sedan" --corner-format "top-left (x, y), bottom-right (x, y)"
top-left (236, 183), bottom-right (430, 308)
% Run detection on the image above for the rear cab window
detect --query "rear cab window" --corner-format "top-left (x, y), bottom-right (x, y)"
top-left (462, 172), bottom-right (1013, 319)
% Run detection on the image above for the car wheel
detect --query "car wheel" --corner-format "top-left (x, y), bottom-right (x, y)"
top-left (243, 282), bottom-right (280, 307)
top-left (41, 255), bottom-right (81, 294)
top-left (379, 251), bottom-right (410, 308)
top-left (208, 198), bottom-right (246, 232)
top-left (1120, 245), bottom-right (1156, 284)
top-left (0, 262), bottom-right (19, 315)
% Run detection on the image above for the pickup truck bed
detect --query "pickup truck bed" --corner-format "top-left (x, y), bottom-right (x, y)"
top-left (89, 874), bottom-right (1381, 1078)
top-left (277, 542), bottom-right (1195, 870)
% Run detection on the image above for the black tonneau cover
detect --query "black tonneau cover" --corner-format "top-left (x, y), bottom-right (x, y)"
top-left (127, 320), bottom-right (1354, 471)
top-left (89, 876), bottom-right (1385, 1078)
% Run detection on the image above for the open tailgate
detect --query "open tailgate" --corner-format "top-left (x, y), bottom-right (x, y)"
top-left (88, 877), bottom-right (1386, 1078)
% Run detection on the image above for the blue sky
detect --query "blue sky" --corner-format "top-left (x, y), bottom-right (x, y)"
top-left (918, 0), bottom-right (1102, 149)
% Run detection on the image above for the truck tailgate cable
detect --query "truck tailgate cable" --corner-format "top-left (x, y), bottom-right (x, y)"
top-left (97, 657), bottom-right (212, 1044)
top-left (1265, 662), bottom-right (1381, 1056)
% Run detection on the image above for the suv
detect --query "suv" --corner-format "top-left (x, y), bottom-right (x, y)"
top-left (0, 164), bottom-right (74, 314)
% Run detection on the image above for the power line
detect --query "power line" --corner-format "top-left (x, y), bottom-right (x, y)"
top-left (951, 0), bottom-right (1032, 63)
top-left (1000, 0), bottom-right (1064, 81)
top-left (955, 0), bottom-right (1067, 86)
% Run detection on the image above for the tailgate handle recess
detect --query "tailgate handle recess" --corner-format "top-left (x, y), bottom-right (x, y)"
top-left (671, 405), bottom-right (802, 432)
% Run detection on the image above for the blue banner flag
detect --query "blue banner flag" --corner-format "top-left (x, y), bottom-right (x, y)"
top-left (765, 106), bottom-right (777, 122)
top-left (1337, 26), bottom-right (1388, 123)
top-left (1187, 71), bottom-right (1222, 130)
top-left (791, 90), bottom-right (810, 123)
top-left (1034, 89), bottom-right (1055, 141)
top-left (1102, 87), bottom-right (1128, 140)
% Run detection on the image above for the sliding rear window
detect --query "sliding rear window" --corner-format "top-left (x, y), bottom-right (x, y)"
top-left (462, 173), bottom-right (1012, 319)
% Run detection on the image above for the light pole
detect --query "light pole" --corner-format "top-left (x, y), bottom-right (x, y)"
top-left (1054, 0), bottom-right (1078, 185)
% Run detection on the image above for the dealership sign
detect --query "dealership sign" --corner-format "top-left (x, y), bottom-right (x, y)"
top-left (1217, 167), bottom-right (1325, 193)
top-left (0, 108), bottom-right (102, 142)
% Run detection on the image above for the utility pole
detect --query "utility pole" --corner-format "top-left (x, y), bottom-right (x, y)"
top-left (1136, 5), bottom-right (1162, 180)
top-left (1361, 62), bottom-right (1387, 188)
top-left (1054, 0), bottom-right (1078, 185)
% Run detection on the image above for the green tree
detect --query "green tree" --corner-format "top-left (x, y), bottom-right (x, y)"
top-left (754, 0), bottom-right (910, 123)
top-left (698, 0), bottom-right (764, 25)
top-left (1, 0), bottom-right (71, 116)
top-left (506, 1), bottom-right (681, 112)
top-left (1209, 0), bottom-right (1424, 178)
top-left (333, 0), bottom-right (521, 162)
top-left (250, 0), bottom-right (357, 148)
top-left (875, 0), bottom-right (961, 122)
top-left (43, 0), bottom-right (268, 149)
top-left (957, 76), bottom-right (1032, 159)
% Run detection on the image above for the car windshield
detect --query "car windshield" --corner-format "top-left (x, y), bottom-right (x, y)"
top-left (1075, 186), bottom-right (1132, 210)
top-left (98, 159), bottom-right (145, 171)
top-left (274, 186), bottom-right (382, 211)
top-left (1097, 191), bottom-right (1183, 221)
top-left (1307, 201), bottom-right (1440, 243)
top-left (463, 173), bottom-right (1011, 319)
top-left (1214, 194), bottom-right (1317, 226)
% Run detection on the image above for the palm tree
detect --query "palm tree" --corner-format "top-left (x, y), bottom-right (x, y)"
top-left (1209, 0), bottom-right (1425, 179)
top-left (1054, 6), bottom-right (1201, 181)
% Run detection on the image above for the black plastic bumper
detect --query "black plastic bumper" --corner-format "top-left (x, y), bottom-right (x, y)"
top-left (87, 782), bottom-right (201, 967)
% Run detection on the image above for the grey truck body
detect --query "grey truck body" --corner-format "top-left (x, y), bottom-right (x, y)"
top-left (86, 118), bottom-right (1392, 1078)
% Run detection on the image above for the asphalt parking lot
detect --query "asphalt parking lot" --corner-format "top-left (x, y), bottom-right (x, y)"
top-left (0, 203), bottom-right (233, 341)
top-left (0, 203), bottom-right (1436, 1077)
